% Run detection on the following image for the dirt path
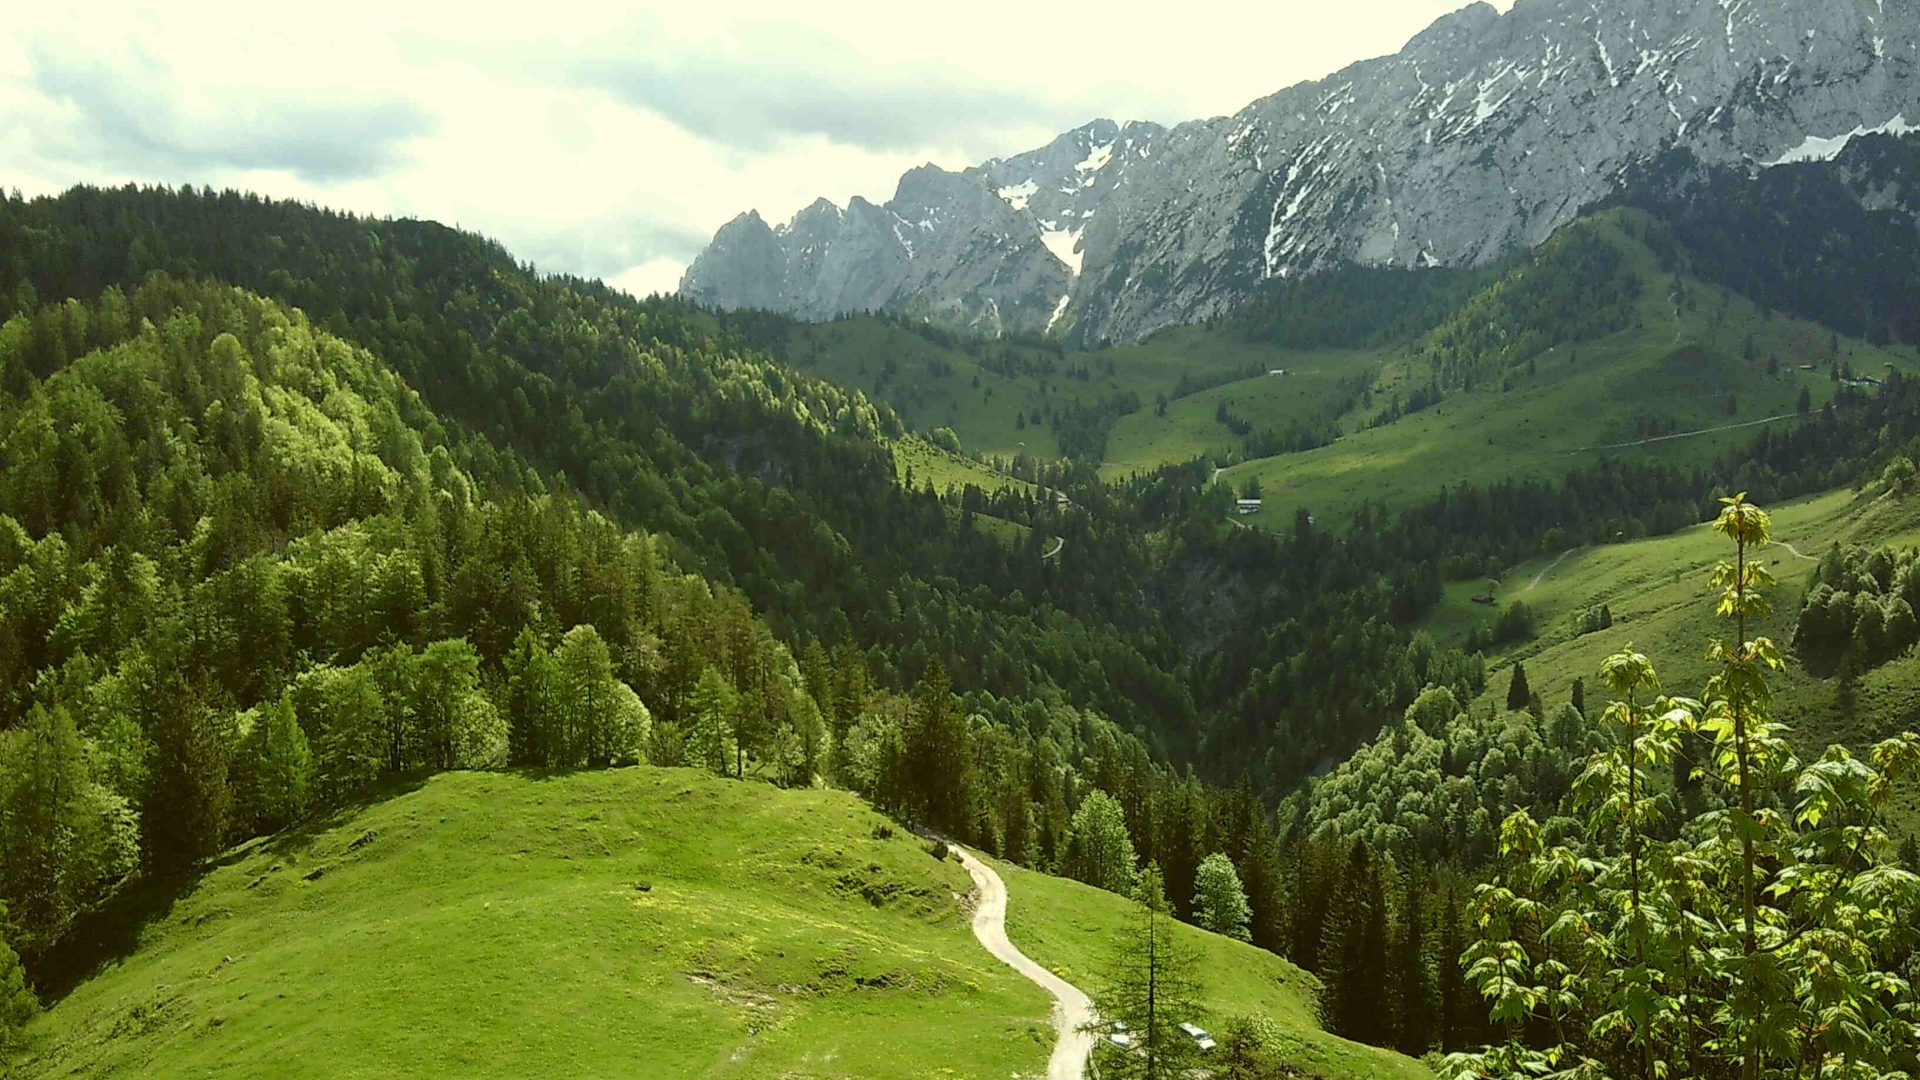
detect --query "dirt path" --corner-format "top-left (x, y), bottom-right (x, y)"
top-left (1571, 412), bottom-right (1799, 453)
top-left (951, 845), bottom-right (1097, 1080)
top-left (1043, 537), bottom-right (1066, 560)
top-left (1528, 548), bottom-right (1580, 591)
top-left (1771, 539), bottom-right (1817, 561)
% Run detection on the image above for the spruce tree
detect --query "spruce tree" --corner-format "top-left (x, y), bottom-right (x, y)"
top-left (1434, 885), bottom-right (1471, 1052)
top-left (1391, 872), bottom-right (1435, 1055)
top-left (1504, 662), bottom-right (1530, 712)
top-left (906, 659), bottom-right (970, 832)
top-left (1318, 839), bottom-right (1390, 1046)
top-left (238, 696), bottom-right (314, 833)
top-left (686, 667), bottom-right (737, 776)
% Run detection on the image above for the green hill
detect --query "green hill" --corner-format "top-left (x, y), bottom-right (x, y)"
top-left (9, 767), bottom-right (1420, 1079)
top-left (1220, 212), bottom-right (1920, 527)
top-left (1420, 484), bottom-right (1920, 829)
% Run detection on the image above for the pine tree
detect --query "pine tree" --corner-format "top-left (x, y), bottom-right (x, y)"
top-left (237, 696), bottom-right (314, 832)
top-left (1392, 872), bottom-right (1435, 1055)
top-left (1094, 866), bottom-right (1203, 1079)
top-left (1504, 662), bottom-right (1530, 712)
top-left (686, 667), bottom-right (737, 776)
top-left (1318, 839), bottom-right (1390, 1046)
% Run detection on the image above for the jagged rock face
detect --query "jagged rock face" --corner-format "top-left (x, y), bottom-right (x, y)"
top-left (682, 0), bottom-right (1920, 345)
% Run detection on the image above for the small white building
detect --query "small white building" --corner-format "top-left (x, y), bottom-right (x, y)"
top-left (1236, 498), bottom-right (1263, 516)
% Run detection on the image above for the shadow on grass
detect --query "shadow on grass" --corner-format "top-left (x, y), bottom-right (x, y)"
top-left (29, 772), bottom-right (431, 1005)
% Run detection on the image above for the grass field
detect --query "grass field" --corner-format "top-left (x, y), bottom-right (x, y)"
top-left (892, 435), bottom-right (1038, 497)
top-left (780, 216), bottom-right (1920, 536)
top-left (999, 861), bottom-right (1430, 1080)
top-left (779, 317), bottom-right (1335, 467)
top-left (1423, 486), bottom-right (1920, 829)
top-left (1222, 216), bottom-right (1920, 528)
top-left (1101, 349), bottom-right (1381, 479)
top-left (11, 770), bottom-right (1051, 1079)
top-left (10, 768), bottom-right (1422, 1079)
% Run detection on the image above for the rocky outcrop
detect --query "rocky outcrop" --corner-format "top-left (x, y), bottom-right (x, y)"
top-left (682, 0), bottom-right (1920, 345)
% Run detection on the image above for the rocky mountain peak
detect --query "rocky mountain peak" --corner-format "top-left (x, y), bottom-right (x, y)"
top-left (682, 0), bottom-right (1920, 343)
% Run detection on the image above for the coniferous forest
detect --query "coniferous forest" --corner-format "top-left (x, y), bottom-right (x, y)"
top-left (3, 179), bottom-right (1920, 1079)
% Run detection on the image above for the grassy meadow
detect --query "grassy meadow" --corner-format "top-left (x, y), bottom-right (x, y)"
top-left (1222, 217), bottom-right (1920, 528)
top-left (1422, 486), bottom-right (1920, 829)
top-left (999, 861), bottom-right (1430, 1080)
top-left (11, 768), bottom-right (1425, 1079)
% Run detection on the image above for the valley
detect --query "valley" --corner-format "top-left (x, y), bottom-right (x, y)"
top-left (7, 0), bottom-right (1920, 1076)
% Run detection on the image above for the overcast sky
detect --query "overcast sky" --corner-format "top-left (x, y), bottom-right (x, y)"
top-left (2, 0), bottom-right (1511, 298)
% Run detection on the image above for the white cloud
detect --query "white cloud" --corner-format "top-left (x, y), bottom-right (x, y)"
top-left (1, 0), bottom-right (1512, 292)
top-left (607, 258), bottom-right (695, 300)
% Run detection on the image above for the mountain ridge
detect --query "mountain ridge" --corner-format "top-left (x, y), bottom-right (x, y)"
top-left (681, 0), bottom-right (1920, 344)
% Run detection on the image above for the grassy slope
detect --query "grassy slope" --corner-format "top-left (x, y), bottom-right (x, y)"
top-left (779, 317), bottom-right (1344, 468)
top-left (13, 769), bottom-right (1421, 1079)
top-left (1101, 349), bottom-right (1380, 480)
top-left (783, 218), bottom-right (1916, 530)
top-left (999, 861), bottom-right (1428, 1080)
top-left (1424, 487), bottom-right (1920, 827)
top-left (1220, 215), bottom-right (1920, 527)
top-left (892, 435), bottom-right (1037, 498)
top-left (14, 770), bottom-right (1050, 1079)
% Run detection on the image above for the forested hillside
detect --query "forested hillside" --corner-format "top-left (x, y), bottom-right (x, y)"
top-left (7, 185), bottom-right (1920, 1077)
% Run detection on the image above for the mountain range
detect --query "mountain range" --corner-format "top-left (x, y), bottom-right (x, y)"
top-left (680, 0), bottom-right (1918, 345)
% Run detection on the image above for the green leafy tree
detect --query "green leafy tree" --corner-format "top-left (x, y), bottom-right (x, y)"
top-left (1065, 789), bottom-right (1139, 895)
top-left (1447, 495), bottom-right (1920, 1080)
top-left (0, 906), bottom-right (36, 1050)
top-left (290, 664), bottom-right (386, 801)
top-left (1193, 851), bottom-right (1252, 941)
top-left (0, 704), bottom-right (139, 956)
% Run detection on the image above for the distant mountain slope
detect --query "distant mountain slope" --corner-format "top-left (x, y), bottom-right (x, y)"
top-left (683, 0), bottom-right (1919, 345)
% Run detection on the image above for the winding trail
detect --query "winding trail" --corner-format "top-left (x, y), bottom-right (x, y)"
top-left (1771, 539), bottom-right (1817, 562)
top-left (1043, 536), bottom-right (1066, 560)
top-left (1570, 412), bottom-right (1799, 453)
top-left (1528, 548), bottom-right (1580, 591)
top-left (950, 845), bottom-right (1097, 1080)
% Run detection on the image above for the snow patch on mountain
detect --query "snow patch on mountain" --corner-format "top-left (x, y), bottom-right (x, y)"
top-left (1768, 115), bottom-right (1918, 165)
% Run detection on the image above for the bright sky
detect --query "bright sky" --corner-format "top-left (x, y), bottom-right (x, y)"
top-left (1, 0), bottom-right (1512, 298)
